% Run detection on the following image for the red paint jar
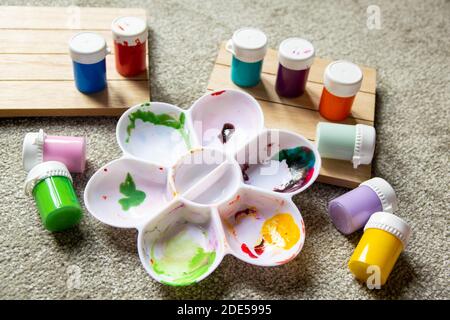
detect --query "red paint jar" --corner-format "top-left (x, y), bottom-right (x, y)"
top-left (111, 16), bottom-right (148, 77)
top-left (319, 60), bottom-right (363, 121)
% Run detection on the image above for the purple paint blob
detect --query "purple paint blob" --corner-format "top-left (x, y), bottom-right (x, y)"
top-left (275, 64), bottom-right (310, 98)
top-left (328, 185), bottom-right (383, 234)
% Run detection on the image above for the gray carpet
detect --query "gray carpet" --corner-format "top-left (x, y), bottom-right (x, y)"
top-left (0, 0), bottom-right (448, 300)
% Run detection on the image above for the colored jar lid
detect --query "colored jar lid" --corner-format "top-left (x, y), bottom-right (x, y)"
top-left (69, 32), bottom-right (108, 64)
top-left (24, 161), bottom-right (72, 196)
top-left (360, 177), bottom-right (398, 213)
top-left (364, 212), bottom-right (411, 248)
top-left (22, 129), bottom-right (45, 172)
top-left (112, 16), bottom-right (148, 45)
top-left (323, 60), bottom-right (363, 97)
top-left (227, 27), bottom-right (267, 63)
top-left (352, 124), bottom-right (376, 168)
top-left (278, 38), bottom-right (315, 71)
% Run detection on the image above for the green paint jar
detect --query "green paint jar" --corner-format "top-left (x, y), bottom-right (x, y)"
top-left (25, 161), bottom-right (82, 231)
top-left (316, 122), bottom-right (376, 168)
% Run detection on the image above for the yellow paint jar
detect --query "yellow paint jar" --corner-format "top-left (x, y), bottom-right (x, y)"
top-left (348, 212), bottom-right (411, 286)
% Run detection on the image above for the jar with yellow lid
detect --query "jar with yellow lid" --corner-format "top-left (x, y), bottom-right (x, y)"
top-left (348, 212), bottom-right (411, 286)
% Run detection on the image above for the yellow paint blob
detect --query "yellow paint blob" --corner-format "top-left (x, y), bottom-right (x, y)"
top-left (261, 213), bottom-right (300, 250)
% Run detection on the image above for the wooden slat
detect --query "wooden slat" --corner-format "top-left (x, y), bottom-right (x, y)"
top-left (0, 30), bottom-right (113, 54)
top-left (215, 42), bottom-right (376, 94)
top-left (0, 54), bottom-right (147, 80)
top-left (0, 6), bottom-right (150, 117)
top-left (318, 159), bottom-right (371, 188)
top-left (207, 63), bottom-right (375, 122)
top-left (0, 80), bottom-right (149, 117)
top-left (0, 6), bottom-right (146, 30)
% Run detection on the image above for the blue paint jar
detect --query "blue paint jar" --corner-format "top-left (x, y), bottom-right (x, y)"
top-left (226, 28), bottom-right (267, 87)
top-left (69, 32), bottom-right (109, 94)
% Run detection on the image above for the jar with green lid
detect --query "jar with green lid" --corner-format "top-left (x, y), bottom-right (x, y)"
top-left (25, 161), bottom-right (82, 231)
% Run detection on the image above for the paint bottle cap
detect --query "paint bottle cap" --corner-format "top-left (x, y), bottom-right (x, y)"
top-left (23, 129), bottom-right (46, 172)
top-left (112, 16), bottom-right (148, 46)
top-left (364, 212), bottom-right (411, 248)
top-left (352, 124), bottom-right (376, 168)
top-left (226, 28), bottom-right (267, 63)
top-left (323, 60), bottom-right (363, 97)
top-left (69, 32), bottom-right (108, 64)
top-left (361, 177), bottom-right (398, 213)
top-left (24, 161), bottom-right (72, 196)
top-left (278, 38), bottom-right (315, 71)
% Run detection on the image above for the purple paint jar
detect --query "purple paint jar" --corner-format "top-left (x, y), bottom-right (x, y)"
top-left (275, 38), bottom-right (315, 98)
top-left (328, 177), bottom-right (398, 234)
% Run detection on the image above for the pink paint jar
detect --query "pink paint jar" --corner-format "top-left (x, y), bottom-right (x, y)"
top-left (23, 129), bottom-right (86, 173)
top-left (111, 16), bottom-right (148, 77)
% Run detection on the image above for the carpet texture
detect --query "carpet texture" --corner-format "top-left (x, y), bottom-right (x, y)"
top-left (0, 0), bottom-right (448, 300)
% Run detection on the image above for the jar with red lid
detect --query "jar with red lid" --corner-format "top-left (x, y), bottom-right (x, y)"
top-left (111, 16), bottom-right (148, 77)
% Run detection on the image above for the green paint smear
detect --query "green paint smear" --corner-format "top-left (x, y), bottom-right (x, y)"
top-left (118, 173), bottom-right (146, 211)
top-left (125, 102), bottom-right (191, 149)
top-left (150, 228), bottom-right (216, 286)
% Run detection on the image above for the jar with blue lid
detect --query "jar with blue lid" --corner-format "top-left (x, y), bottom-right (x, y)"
top-left (226, 28), bottom-right (267, 87)
top-left (69, 32), bottom-right (109, 94)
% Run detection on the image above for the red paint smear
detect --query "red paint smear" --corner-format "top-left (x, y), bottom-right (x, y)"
top-left (304, 167), bottom-right (314, 184)
top-left (228, 194), bottom-right (240, 206)
top-left (241, 243), bottom-right (257, 258)
top-left (254, 239), bottom-right (265, 256)
top-left (234, 207), bottom-right (257, 221)
top-left (103, 168), bottom-right (108, 172)
top-left (102, 195), bottom-right (107, 200)
top-left (211, 90), bottom-right (226, 96)
top-left (159, 167), bottom-right (164, 171)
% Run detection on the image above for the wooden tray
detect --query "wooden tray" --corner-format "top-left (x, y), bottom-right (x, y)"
top-left (207, 42), bottom-right (377, 188)
top-left (0, 6), bottom-right (149, 117)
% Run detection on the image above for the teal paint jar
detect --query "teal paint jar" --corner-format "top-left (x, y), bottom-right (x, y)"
top-left (25, 161), bottom-right (82, 232)
top-left (316, 122), bottom-right (376, 168)
top-left (226, 28), bottom-right (267, 87)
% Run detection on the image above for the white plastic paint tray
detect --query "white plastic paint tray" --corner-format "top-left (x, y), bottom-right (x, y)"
top-left (84, 89), bottom-right (321, 286)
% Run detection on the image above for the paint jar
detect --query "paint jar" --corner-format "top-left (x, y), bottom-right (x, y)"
top-left (275, 38), bottom-right (315, 98)
top-left (69, 32), bottom-right (108, 94)
top-left (226, 28), bottom-right (267, 87)
top-left (348, 212), bottom-right (411, 285)
top-left (25, 161), bottom-right (82, 232)
top-left (316, 122), bottom-right (376, 168)
top-left (319, 60), bottom-right (363, 121)
top-left (22, 129), bottom-right (86, 173)
top-left (328, 177), bottom-right (398, 234)
top-left (112, 16), bottom-right (148, 77)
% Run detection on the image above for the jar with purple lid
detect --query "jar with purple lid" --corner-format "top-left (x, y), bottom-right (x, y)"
top-left (275, 38), bottom-right (315, 98)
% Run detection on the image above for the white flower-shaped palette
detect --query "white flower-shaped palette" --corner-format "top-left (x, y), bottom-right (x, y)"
top-left (84, 89), bottom-right (321, 286)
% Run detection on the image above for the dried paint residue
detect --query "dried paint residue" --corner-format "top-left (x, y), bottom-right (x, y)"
top-left (260, 213), bottom-right (300, 250)
top-left (240, 213), bottom-right (300, 258)
top-left (218, 123), bottom-right (235, 144)
top-left (273, 146), bottom-right (315, 193)
top-left (150, 224), bottom-right (216, 286)
top-left (125, 102), bottom-right (191, 148)
top-left (234, 206), bottom-right (258, 223)
top-left (118, 173), bottom-right (146, 211)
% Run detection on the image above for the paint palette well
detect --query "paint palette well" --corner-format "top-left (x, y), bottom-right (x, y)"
top-left (84, 89), bottom-right (321, 285)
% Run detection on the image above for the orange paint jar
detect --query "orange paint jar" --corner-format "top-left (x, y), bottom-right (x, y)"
top-left (319, 60), bottom-right (363, 121)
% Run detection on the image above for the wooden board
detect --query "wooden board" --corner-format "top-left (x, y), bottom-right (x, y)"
top-left (207, 42), bottom-right (377, 188)
top-left (0, 6), bottom-right (149, 117)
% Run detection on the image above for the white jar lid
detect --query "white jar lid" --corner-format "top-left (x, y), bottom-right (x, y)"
top-left (69, 32), bottom-right (108, 64)
top-left (323, 60), bottom-right (363, 97)
top-left (24, 161), bottom-right (72, 196)
top-left (352, 124), bottom-right (376, 168)
top-left (364, 212), bottom-right (412, 249)
top-left (227, 27), bottom-right (267, 63)
top-left (361, 177), bottom-right (398, 213)
top-left (23, 129), bottom-right (46, 172)
top-left (112, 16), bottom-right (148, 46)
top-left (278, 38), bottom-right (315, 71)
